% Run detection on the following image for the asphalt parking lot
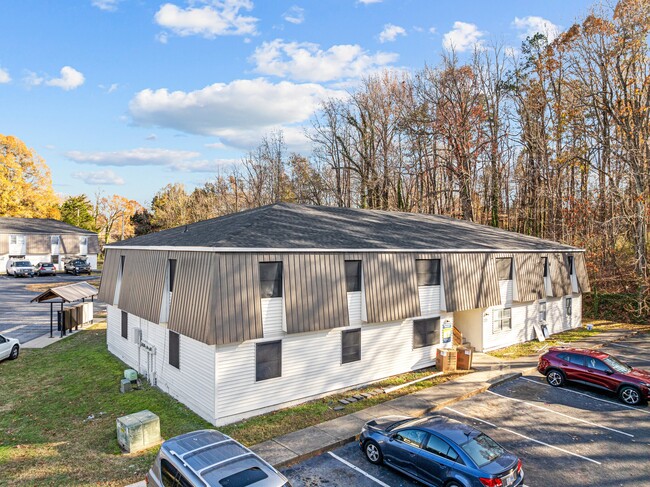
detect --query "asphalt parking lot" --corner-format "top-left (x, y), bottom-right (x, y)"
top-left (0, 272), bottom-right (103, 344)
top-left (282, 335), bottom-right (650, 487)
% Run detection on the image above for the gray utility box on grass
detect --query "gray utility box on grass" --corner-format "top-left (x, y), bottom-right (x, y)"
top-left (116, 410), bottom-right (161, 453)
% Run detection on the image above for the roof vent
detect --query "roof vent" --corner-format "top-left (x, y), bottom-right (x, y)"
top-left (183, 225), bottom-right (188, 233)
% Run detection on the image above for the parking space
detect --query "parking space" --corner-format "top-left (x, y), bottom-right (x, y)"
top-left (0, 273), bottom-right (103, 344)
top-left (283, 334), bottom-right (650, 487)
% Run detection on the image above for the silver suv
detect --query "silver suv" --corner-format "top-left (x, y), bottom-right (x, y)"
top-left (146, 429), bottom-right (291, 487)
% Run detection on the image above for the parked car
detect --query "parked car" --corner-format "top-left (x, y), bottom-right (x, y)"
top-left (0, 334), bottom-right (20, 361)
top-left (6, 259), bottom-right (35, 278)
top-left (146, 429), bottom-right (291, 487)
top-left (34, 262), bottom-right (57, 276)
top-left (64, 258), bottom-right (91, 275)
top-left (538, 347), bottom-right (650, 405)
top-left (360, 415), bottom-right (524, 487)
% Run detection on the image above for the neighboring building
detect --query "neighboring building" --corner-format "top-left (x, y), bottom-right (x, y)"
top-left (98, 203), bottom-right (590, 426)
top-left (0, 217), bottom-right (100, 272)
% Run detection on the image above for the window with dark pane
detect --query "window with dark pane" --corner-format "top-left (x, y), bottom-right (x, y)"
top-left (121, 311), bottom-right (128, 339)
top-left (344, 260), bottom-right (362, 292)
top-left (492, 307), bottom-right (512, 333)
top-left (496, 258), bottom-right (512, 280)
top-left (259, 262), bottom-right (283, 298)
top-left (120, 255), bottom-right (125, 274)
top-left (413, 317), bottom-right (440, 349)
top-left (415, 259), bottom-right (441, 286)
top-left (567, 255), bottom-right (574, 275)
top-left (541, 257), bottom-right (548, 278)
top-left (256, 341), bottom-right (282, 381)
top-left (169, 330), bottom-right (180, 369)
top-left (342, 328), bottom-right (361, 363)
top-left (565, 297), bottom-right (572, 316)
top-left (169, 259), bottom-right (177, 293)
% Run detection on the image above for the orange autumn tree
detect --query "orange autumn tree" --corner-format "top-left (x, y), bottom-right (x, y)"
top-left (0, 134), bottom-right (60, 218)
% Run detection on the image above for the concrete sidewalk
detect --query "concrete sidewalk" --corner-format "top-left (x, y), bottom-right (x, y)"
top-left (250, 327), bottom-right (641, 468)
top-left (21, 322), bottom-right (96, 349)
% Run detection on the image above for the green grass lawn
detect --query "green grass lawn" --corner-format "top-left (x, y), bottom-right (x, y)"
top-left (0, 324), bottom-right (467, 486)
top-left (0, 324), bottom-right (212, 487)
top-left (487, 320), bottom-right (650, 360)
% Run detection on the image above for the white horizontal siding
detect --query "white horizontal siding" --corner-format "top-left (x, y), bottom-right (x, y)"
top-left (261, 298), bottom-right (285, 338)
top-left (418, 286), bottom-right (440, 316)
top-left (482, 301), bottom-right (538, 352)
top-left (106, 305), bottom-right (216, 423)
top-left (347, 292), bottom-right (362, 327)
top-left (214, 312), bottom-right (453, 425)
top-left (499, 280), bottom-right (513, 306)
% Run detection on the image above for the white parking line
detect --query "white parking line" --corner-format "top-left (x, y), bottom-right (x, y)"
top-left (327, 452), bottom-right (392, 487)
top-left (486, 390), bottom-right (633, 437)
top-left (444, 407), bottom-right (602, 465)
top-left (519, 377), bottom-right (650, 415)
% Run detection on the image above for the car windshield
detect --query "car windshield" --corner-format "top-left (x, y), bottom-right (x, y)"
top-left (460, 433), bottom-right (505, 468)
top-left (603, 356), bottom-right (632, 373)
top-left (386, 418), bottom-right (419, 432)
top-left (16, 261), bottom-right (31, 267)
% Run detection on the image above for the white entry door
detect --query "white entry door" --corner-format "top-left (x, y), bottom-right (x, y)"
top-left (79, 236), bottom-right (88, 256)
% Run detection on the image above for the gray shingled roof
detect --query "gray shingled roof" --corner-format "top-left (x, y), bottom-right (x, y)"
top-left (0, 217), bottom-right (96, 235)
top-left (108, 203), bottom-right (578, 252)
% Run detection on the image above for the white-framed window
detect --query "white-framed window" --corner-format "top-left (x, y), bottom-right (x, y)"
top-left (496, 258), bottom-right (513, 280)
top-left (492, 308), bottom-right (512, 333)
top-left (539, 301), bottom-right (547, 322)
top-left (565, 297), bottom-right (572, 316)
top-left (256, 341), bottom-right (282, 381)
top-left (51, 236), bottom-right (60, 245)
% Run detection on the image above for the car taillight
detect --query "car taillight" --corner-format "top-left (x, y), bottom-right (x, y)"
top-left (517, 459), bottom-right (522, 472)
top-left (479, 478), bottom-right (503, 487)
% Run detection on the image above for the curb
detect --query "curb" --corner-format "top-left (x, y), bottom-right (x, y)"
top-left (270, 370), bottom-right (526, 469)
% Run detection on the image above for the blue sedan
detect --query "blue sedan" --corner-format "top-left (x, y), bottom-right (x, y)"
top-left (359, 415), bottom-right (524, 487)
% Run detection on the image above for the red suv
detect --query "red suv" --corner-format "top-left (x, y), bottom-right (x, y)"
top-left (538, 347), bottom-right (650, 405)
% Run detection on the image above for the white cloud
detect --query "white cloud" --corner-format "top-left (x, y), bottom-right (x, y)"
top-left (283, 6), bottom-right (304, 25)
top-left (67, 147), bottom-right (202, 167)
top-left (92, 0), bottom-right (121, 11)
top-left (358, 0), bottom-right (382, 4)
top-left (73, 169), bottom-right (125, 185)
top-left (154, 0), bottom-right (258, 39)
top-left (46, 66), bottom-right (85, 90)
top-left (429, 27), bottom-right (436, 34)
top-left (443, 21), bottom-right (485, 52)
top-left (250, 40), bottom-right (398, 82)
top-left (68, 148), bottom-right (237, 173)
top-left (205, 141), bottom-right (226, 149)
top-left (24, 71), bottom-right (44, 87)
top-left (0, 67), bottom-right (10, 83)
top-left (128, 78), bottom-right (344, 149)
top-left (379, 24), bottom-right (406, 43)
top-left (513, 16), bottom-right (560, 42)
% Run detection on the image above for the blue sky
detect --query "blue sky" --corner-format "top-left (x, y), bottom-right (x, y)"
top-left (0, 0), bottom-right (594, 206)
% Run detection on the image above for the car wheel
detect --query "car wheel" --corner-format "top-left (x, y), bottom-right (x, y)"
top-left (619, 386), bottom-right (641, 405)
top-left (363, 440), bottom-right (383, 465)
top-left (9, 345), bottom-right (19, 360)
top-left (445, 482), bottom-right (463, 487)
top-left (546, 369), bottom-right (565, 387)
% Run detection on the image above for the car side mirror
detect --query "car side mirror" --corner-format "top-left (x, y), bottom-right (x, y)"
top-left (389, 434), bottom-right (398, 441)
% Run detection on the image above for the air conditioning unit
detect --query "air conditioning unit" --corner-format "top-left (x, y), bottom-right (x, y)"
top-left (132, 328), bottom-right (142, 345)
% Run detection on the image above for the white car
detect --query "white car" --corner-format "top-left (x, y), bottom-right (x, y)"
top-left (6, 259), bottom-right (35, 277)
top-left (0, 334), bottom-right (20, 361)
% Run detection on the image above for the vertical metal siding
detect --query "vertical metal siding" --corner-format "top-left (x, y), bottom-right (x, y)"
top-left (363, 252), bottom-right (419, 322)
top-left (26, 235), bottom-right (50, 254)
top-left (0, 234), bottom-right (8, 254)
top-left (514, 253), bottom-right (545, 302)
top-left (168, 251), bottom-right (218, 344)
top-left (61, 235), bottom-right (80, 254)
top-left (574, 253), bottom-right (591, 293)
top-left (284, 253), bottom-right (349, 333)
top-left (442, 253), bottom-right (501, 312)
top-left (549, 253), bottom-right (572, 297)
top-left (212, 253), bottom-right (263, 345)
top-left (87, 235), bottom-right (100, 254)
top-left (97, 248), bottom-right (122, 303)
top-left (118, 250), bottom-right (168, 324)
